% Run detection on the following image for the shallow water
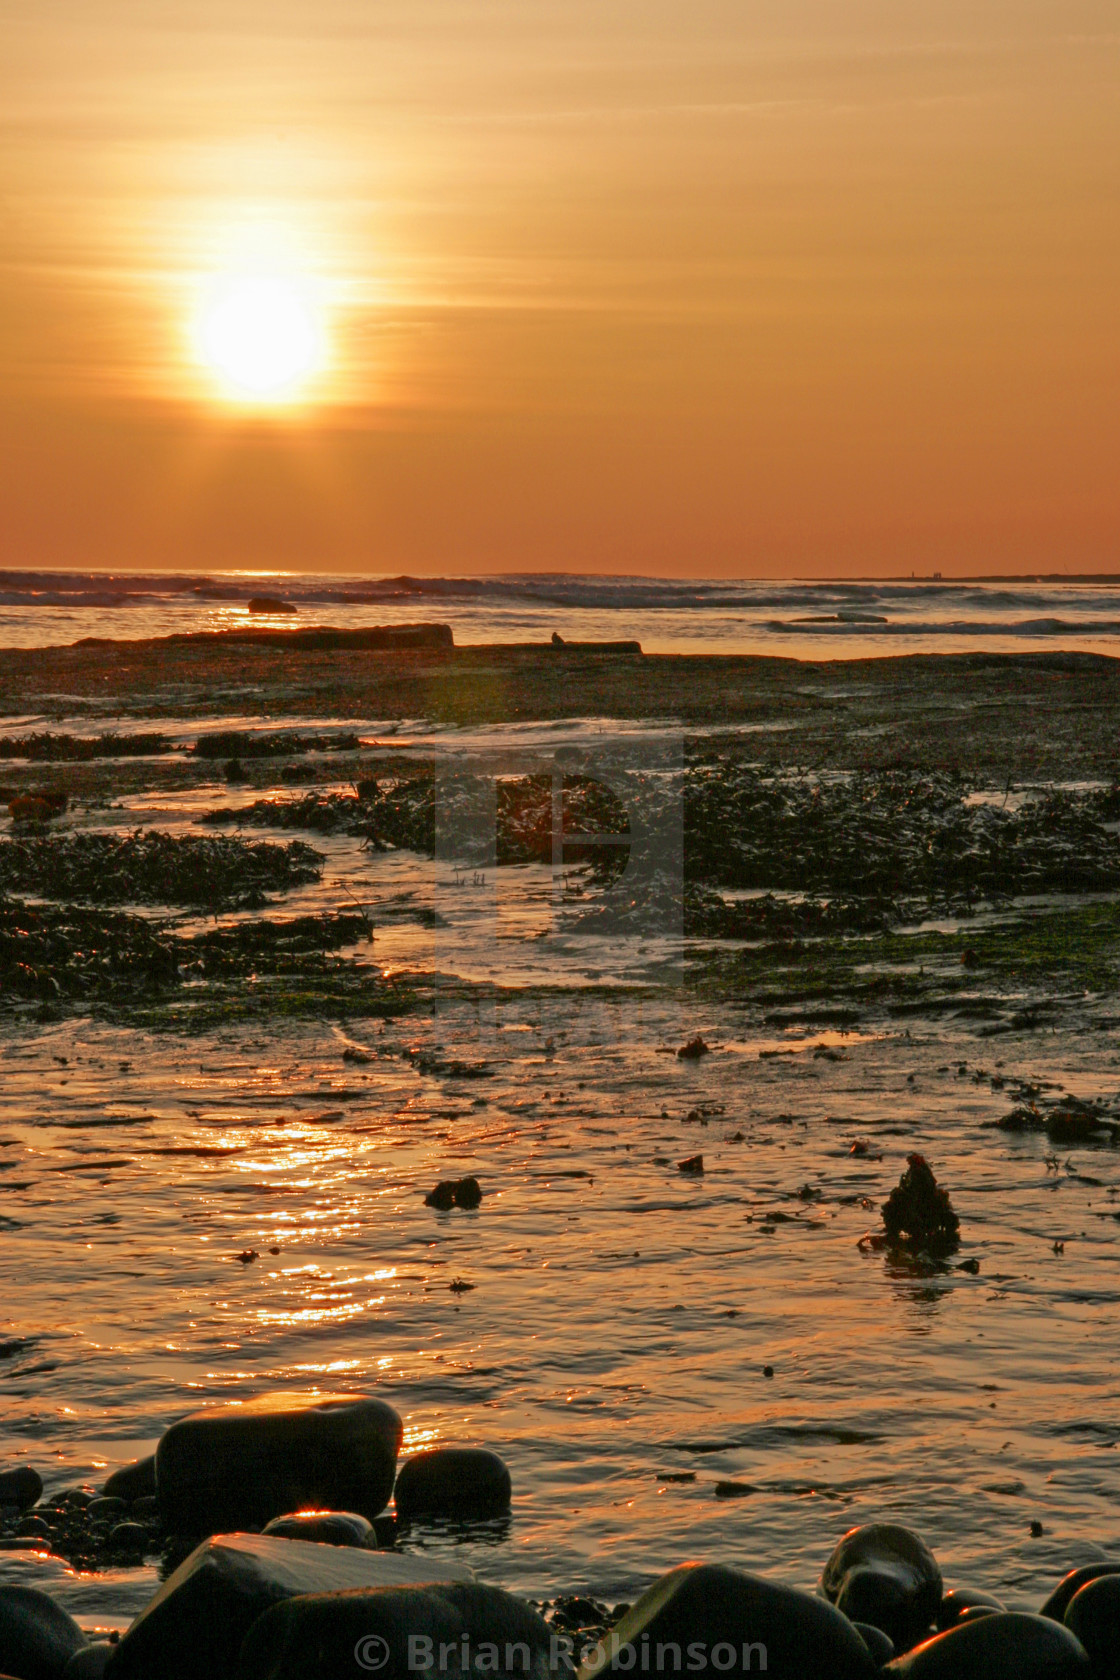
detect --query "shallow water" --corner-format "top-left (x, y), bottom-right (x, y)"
top-left (3, 748), bottom-right (1120, 1627)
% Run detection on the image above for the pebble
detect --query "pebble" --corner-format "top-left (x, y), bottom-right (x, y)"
top-left (260, 1510), bottom-right (375, 1548)
top-left (0, 1470), bottom-right (43, 1513)
top-left (394, 1448), bottom-right (512, 1522)
top-left (100, 1459), bottom-right (157, 1505)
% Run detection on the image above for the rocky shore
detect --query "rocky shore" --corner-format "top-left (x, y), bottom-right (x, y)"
top-left (1, 1393), bottom-right (1117, 1678)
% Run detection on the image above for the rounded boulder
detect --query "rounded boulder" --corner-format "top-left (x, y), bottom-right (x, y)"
top-left (394, 1449), bottom-right (511, 1522)
top-left (883, 1611), bottom-right (1090, 1678)
top-left (261, 1511), bottom-right (375, 1548)
top-left (0, 1585), bottom-right (87, 1680)
top-left (821, 1524), bottom-right (941, 1652)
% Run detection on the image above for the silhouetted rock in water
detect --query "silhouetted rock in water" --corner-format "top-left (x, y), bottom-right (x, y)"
top-left (821, 1525), bottom-right (942, 1652)
top-left (261, 1511), bottom-right (374, 1548)
top-left (223, 759), bottom-right (245, 783)
top-left (154, 1395), bottom-right (402, 1537)
top-left (551, 631), bottom-right (565, 646)
top-left (65, 1641), bottom-right (115, 1678)
top-left (424, 1177), bottom-right (483, 1211)
top-left (238, 1581), bottom-right (547, 1680)
top-left (882, 1612), bottom-right (1089, 1677)
top-left (853, 1622), bottom-right (895, 1666)
top-left (105, 1534), bottom-right (472, 1680)
top-left (0, 1467), bottom-right (43, 1511)
top-left (677, 1034), bottom-right (710, 1059)
top-left (936, 1590), bottom-right (1006, 1632)
top-left (881, 1156), bottom-right (960, 1255)
top-left (677, 1155), bottom-right (704, 1175)
top-left (1062, 1573), bottom-right (1120, 1677)
top-left (246, 598), bottom-right (295, 614)
top-left (0, 1584), bottom-right (87, 1680)
top-left (577, 1563), bottom-right (876, 1680)
top-left (1041, 1564), bottom-right (1120, 1622)
top-left (394, 1448), bottom-right (511, 1521)
top-left (101, 1458), bottom-right (155, 1504)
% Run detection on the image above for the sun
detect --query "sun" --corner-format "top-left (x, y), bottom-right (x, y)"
top-left (193, 272), bottom-right (327, 404)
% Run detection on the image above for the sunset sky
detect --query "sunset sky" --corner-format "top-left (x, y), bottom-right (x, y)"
top-left (1, 0), bottom-right (1117, 577)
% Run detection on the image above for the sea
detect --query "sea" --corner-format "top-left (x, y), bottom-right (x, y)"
top-left (2, 569), bottom-right (1119, 1634)
top-left (3, 567), bottom-right (1120, 658)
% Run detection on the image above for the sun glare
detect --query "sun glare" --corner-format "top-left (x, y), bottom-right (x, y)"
top-left (193, 272), bottom-right (327, 404)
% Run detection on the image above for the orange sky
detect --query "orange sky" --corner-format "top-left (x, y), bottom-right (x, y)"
top-left (1, 0), bottom-right (1117, 577)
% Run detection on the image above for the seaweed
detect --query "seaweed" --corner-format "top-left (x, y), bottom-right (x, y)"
top-left (0, 830), bottom-right (322, 909)
top-left (191, 730), bottom-right (360, 759)
top-left (881, 1155), bottom-right (960, 1254)
top-left (0, 732), bottom-right (174, 761)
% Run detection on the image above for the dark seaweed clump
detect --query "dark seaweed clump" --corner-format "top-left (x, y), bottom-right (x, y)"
top-left (201, 771), bottom-right (630, 877)
top-left (0, 899), bottom-right (179, 1000)
top-left (684, 761), bottom-right (1120, 898)
top-left (192, 730), bottom-right (360, 759)
top-left (0, 731), bottom-right (174, 760)
top-left (881, 1154), bottom-right (960, 1254)
top-left (0, 901), bottom-right (406, 1022)
top-left (0, 831), bottom-right (321, 909)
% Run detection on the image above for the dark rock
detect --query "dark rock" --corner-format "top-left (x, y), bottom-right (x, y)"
top-left (882, 1611), bottom-right (1089, 1677)
top-left (1041, 1565), bottom-right (1120, 1623)
top-left (224, 760), bottom-right (245, 783)
top-left (260, 1512), bottom-right (374, 1548)
top-left (677, 1035), bottom-right (711, 1059)
top-left (130, 1498), bottom-right (160, 1521)
top-left (154, 1395), bottom-right (402, 1537)
top-left (86, 1501), bottom-right (128, 1524)
top-left (551, 632), bottom-right (565, 647)
top-left (15, 1520), bottom-right (50, 1540)
top-left (108, 1524), bottom-right (149, 1557)
top-left (821, 1524), bottom-right (942, 1652)
top-left (424, 1179), bottom-right (483, 1211)
top-left (101, 1459), bottom-right (156, 1505)
top-left (936, 1589), bottom-right (1006, 1632)
top-left (677, 1156), bottom-right (704, 1175)
top-left (237, 1580), bottom-right (550, 1680)
top-left (575, 1562), bottom-right (877, 1679)
top-left (1063, 1573), bottom-right (1120, 1676)
top-left (0, 1585), bottom-right (87, 1680)
top-left (64, 1645), bottom-right (115, 1679)
top-left (0, 1471), bottom-right (42, 1513)
top-left (246, 599), bottom-right (296, 615)
top-left (394, 1449), bottom-right (512, 1521)
top-left (881, 1157), bottom-right (960, 1255)
top-left (853, 1623), bottom-right (895, 1667)
top-left (105, 1533), bottom-right (472, 1680)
